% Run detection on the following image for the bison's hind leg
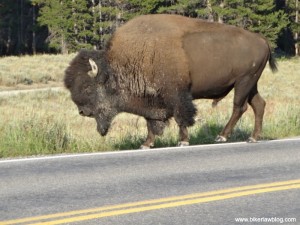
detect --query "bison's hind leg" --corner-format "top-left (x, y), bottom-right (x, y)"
top-left (216, 100), bottom-right (248, 143)
top-left (217, 66), bottom-right (266, 143)
top-left (248, 86), bottom-right (266, 142)
top-left (216, 77), bottom-right (253, 142)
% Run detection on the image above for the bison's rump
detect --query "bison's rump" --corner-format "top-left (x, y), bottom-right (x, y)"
top-left (182, 27), bottom-right (269, 98)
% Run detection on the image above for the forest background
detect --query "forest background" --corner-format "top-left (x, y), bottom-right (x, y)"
top-left (0, 0), bottom-right (299, 57)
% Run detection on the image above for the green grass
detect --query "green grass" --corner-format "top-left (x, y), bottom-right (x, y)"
top-left (1, 116), bottom-right (71, 157)
top-left (0, 55), bottom-right (299, 158)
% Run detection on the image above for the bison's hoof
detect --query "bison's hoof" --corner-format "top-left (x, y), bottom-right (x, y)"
top-left (247, 137), bottom-right (257, 143)
top-left (140, 145), bottom-right (151, 150)
top-left (215, 135), bottom-right (227, 143)
top-left (178, 141), bottom-right (189, 147)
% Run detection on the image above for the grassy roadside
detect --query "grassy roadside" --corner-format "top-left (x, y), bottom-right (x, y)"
top-left (0, 55), bottom-right (299, 158)
top-left (0, 54), bottom-right (74, 90)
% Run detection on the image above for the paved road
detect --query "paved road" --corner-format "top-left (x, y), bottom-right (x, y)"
top-left (0, 138), bottom-right (299, 225)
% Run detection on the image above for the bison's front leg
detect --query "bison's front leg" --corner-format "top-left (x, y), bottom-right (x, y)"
top-left (178, 125), bottom-right (190, 147)
top-left (168, 91), bottom-right (196, 147)
top-left (140, 119), bottom-right (166, 149)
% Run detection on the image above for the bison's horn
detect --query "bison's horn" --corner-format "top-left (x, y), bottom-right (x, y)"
top-left (88, 58), bottom-right (98, 77)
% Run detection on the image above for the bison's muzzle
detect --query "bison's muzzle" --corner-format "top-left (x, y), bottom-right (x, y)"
top-left (95, 115), bottom-right (110, 136)
top-left (78, 107), bottom-right (94, 118)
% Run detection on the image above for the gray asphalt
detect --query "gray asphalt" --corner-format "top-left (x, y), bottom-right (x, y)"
top-left (0, 138), bottom-right (299, 224)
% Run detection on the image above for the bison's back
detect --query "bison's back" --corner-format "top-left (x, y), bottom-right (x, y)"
top-left (114, 14), bottom-right (198, 36)
top-left (107, 15), bottom-right (203, 96)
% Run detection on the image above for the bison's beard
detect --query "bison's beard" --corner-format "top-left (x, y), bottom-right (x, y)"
top-left (95, 116), bottom-right (110, 136)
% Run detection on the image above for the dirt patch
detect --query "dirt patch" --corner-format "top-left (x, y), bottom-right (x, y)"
top-left (0, 87), bottom-right (65, 97)
top-left (0, 81), bottom-right (63, 91)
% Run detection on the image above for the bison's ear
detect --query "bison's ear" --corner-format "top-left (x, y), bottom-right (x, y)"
top-left (88, 59), bottom-right (99, 77)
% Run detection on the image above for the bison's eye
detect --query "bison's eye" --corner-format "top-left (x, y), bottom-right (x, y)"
top-left (72, 93), bottom-right (90, 107)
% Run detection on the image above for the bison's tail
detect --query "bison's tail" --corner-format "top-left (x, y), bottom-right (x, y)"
top-left (268, 46), bottom-right (278, 73)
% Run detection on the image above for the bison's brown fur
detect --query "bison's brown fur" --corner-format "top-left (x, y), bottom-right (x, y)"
top-left (65, 14), bottom-right (277, 148)
top-left (107, 15), bottom-right (194, 97)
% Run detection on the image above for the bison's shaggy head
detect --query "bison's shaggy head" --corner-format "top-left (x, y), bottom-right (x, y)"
top-left (64, 49), bottom-right (117, 136)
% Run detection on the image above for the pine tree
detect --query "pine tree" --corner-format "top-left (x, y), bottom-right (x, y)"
top-left (157, 0), bottom-right (203, 16)
top-left (126, 0), bottom-right (164, 15)
top-left (70, 0), bottom-right (93, 50)
top-left (91, 0), bottom-right (125, 49)
top-left (242, 0), bottom-right (289, 48)
top-left (0, 0), bottom-right (16, 54)
top-left (0, 0), bottom-right (41, 55)
top-left (31, 0), bottom-right (126, 52)
top-left (32, 0), bottom-right (73, 54)
top-left (285, 0), bottom-right (299, 55)
top-left (197, 0), bottom-right (289, 48)
top-left (196, 0), bottom-right (214, 21)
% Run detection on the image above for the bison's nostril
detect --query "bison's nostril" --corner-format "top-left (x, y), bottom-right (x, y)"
top-left (79, 110), bottom-right (84, 116)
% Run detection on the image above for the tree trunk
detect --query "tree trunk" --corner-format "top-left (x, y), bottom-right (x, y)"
top-left (218, 1), bottom-right (224, 23)
top-left (99, 1), bottom-right (103, 49)
top-left (6, 27), bottom-right (12, 55)
top-left (17, 0), bottom-right (24, 54)
top-left (32, 3), bottom-right (36, 55)
top-left (109, 0), bottom-right (113, 34)
top-left (60, 1), bottom-right (68, 54)
top-left (295, 0), bottom-right (299, 56)
top-left (61, 33), bottom-right (68, 54)
top-left (207, 0), bottom-right (214, 22)
top-left (90, 0), bottom-right (96, 49)
top-left (72, 0), bottom-right (79, 44)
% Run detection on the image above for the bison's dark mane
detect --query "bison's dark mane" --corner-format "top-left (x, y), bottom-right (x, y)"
top-left (64, 49), bottom-right (109, 90)
top-left (64, 50), bottom-right (95, 89)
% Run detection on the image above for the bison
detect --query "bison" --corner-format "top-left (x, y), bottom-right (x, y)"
top-left (64, 14), bottom-right (277, 149)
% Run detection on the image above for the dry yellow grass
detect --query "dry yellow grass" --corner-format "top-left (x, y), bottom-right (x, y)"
top-left (0, 54), bottom-right (74, 90)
